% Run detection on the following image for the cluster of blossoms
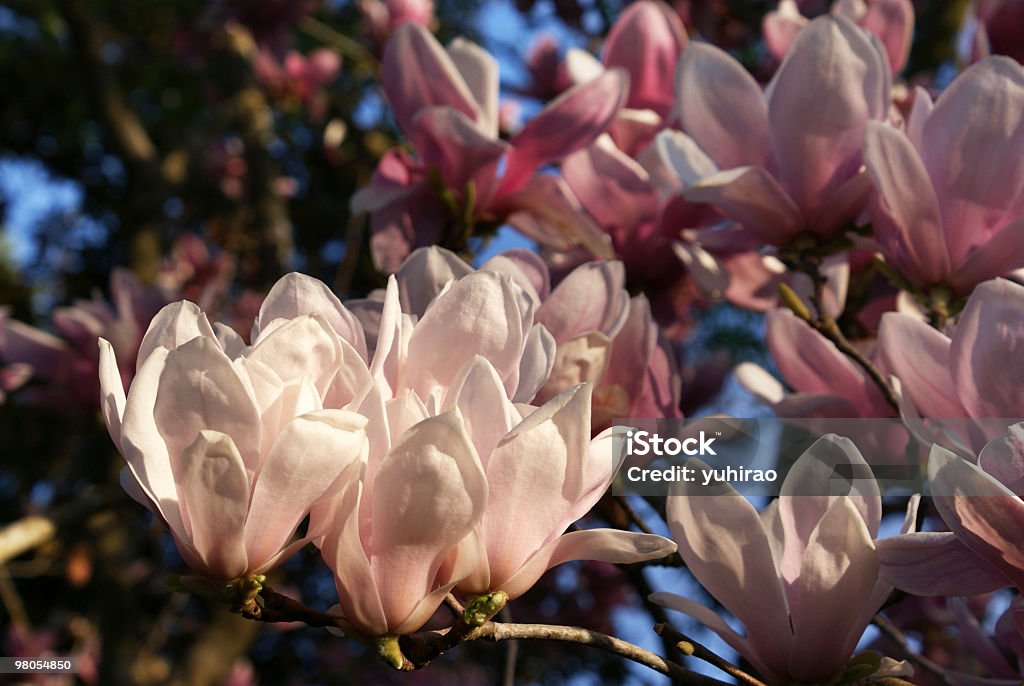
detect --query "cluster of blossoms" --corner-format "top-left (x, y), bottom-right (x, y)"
top-left (22, 0), bottom-right (1024, 682)
top-left (98, 255), bottom-right (676, 638)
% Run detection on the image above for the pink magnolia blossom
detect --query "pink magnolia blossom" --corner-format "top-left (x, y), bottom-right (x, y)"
top-left (254, 47), bottom-right (342, 121)
top-left (877, 425), bottom-right (1024, 599)
top-left (564, 0), bottom-right (687, 146)
top-left (737, 306), bottom-right (893, 418)
top-left (352, 22), bottom-right (626, 272)
top-left (0, 269), bottom-right (165, 409)
top-left (360, 0), bottom-right (436, 44)
top-left (764, 0), bottom-right (913, 74)
top-left (863, 57), bottom-right (1024, 296)
top-left (652, 435), bottom-right (915, 684)
top-left (307, 267), bottom-right (673, 635)
top-left (99, 288), bottom-right (371, 582)
top-left (877, 278), bottom-right (1024, 452)
top-left (660, 15), bottom-right (889, 247)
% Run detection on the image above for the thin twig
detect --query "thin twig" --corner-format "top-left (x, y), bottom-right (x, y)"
top-left (655, 623), bottom-right (767, 686)
top-left (613, 495), bottom-right (654, 534)
top-left (244, 587), bottom-right (729, 684)
top-left (872, 614), bottom-right (953, 686)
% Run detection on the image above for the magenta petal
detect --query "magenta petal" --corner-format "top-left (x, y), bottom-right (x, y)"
top-left (603, 0), bottom-right (686, 117)
top-left (763, 1), bottom-right (808, 62)
top-left (381, 23), bottom-right (480, 134)
top-left (950, 215), bottom-right (1024, 294)
top-left (859, 0), bottom-right (914, 73)
top-left (409, 106), bottom-right (509, 200)
top-left (502, 69), bottom-right (628, 194)
top-left (676, 42), bottom-right (771, 170)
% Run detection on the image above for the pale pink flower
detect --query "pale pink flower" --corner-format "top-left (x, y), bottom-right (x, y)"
top-left (310, 266), bottom-right (673, 634)
top-left (653, 435), bottom-right (915, 684)
top-left (360, 0), bottom-right (436, 43)
top-left (352, 23), bottom-right (625, 272)
top-left (737, 306), bottom-right (893, 419)
top-left (863, 57), bottom-right (1024, 296)
top-left (764, 0), bottom-right (913, 74)
top-left (99, 283), bottom-right (371, 581)
top-left (877, 278), bottom-right (1024, 462)
top-left (877, 425), bottom-right (1024, 599)
top-left (660, 15), bottom-right (889, 246)
top-left (254, 47), bottom-right (341, 121)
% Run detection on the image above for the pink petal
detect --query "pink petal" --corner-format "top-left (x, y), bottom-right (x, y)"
top-left (929, 445), bottom-right (1024, 590)
top-left (313, 468), bottom-right (388, 636)
top-left (174, 430), bottom-right (251, 580)
top-left (446, 38), bottom-right (499, 137)
top-left (482, 384), bottom-right (593, 587)
top-left (665, 470), bottom-right (793, 665)
top-left (381, 23), bottom-right (480, 134)
top-left (136, 301), bottom-right (216, 374)
top-left (951, 214), bottom-right (1024, 294)
top-left (788, 497), bottom-right (879, 682)
top-left (921, 57), bottom-right (1024, 265)
top-left (256, 273), bottom-right (368, 362)
top-left (247, 314), bottom-right (344, 401)
top-left (676, 43), bottom-right (771, 170)
top-left (877, 313), bottom-right (964, 419)
top-left (766, 309), bottom-right (873, 414)
top-left (536, 261), bottom-right (628, 341)
top-left (534, 332), bottom-right (611, 405)
top-left (499, 528), bottom-right (676, 599)
top-left (513, 324), bottom-right (556, 404)
top-left (863, 122), bottom-right (950, 286)
top-left (395, 246), bottom-right (473, 317)
top-left (154, 336), bottom-right (261, 472)
top-left (859, 0), bottom-right (914, 73)
top-left (444, 356), bottom-right (521, 465)
top-left (404, 271), bottom-right (527, 397)
top-left (98, 338), bottom-right (127, 446)
top-left (480, 248), bottom-right (550, 303)
top-left (602, 0), bottom-right (686, 117)
top-left (877, 531), bottom-right (1011, 595)
top-left (245, 411), bottom-right (368, 569)
top-left (502, 69), bottom-right (628, 194)
top-left (763, 1), bottom-right (808, 62)
top-left (561, 138), bottom-right (662, 241)
top-left (685, 167), bottom-right (803, 245)
top-left (369, 411), bottom-right (488, 631)
top-left (979, 423), bottom-right (1024, 497)
top-left (768, 15), bottom-right (889, 219)
top-left (950, 278), bottom-right (1024, 419)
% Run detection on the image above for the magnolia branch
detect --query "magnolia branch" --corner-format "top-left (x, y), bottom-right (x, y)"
top-left (237, 585), bottom-right (731, 685)
top-left (655, 623), bottom-right (767, 686)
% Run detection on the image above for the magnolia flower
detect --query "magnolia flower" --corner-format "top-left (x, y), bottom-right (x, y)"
top-left (352, 22), bottom-right (625, 271)
top-left (877, 278), bottom-right (1024, 452)
top-left (564, 0), bottom-right (687, 153)
top-left (253, 47), bottom-right (341, 121)
top-left (737, 307), bottom-right (893, 418)
top-left (310, 267), bottom-right (673, 635)
top-left (877, 425), bottom-right (1024, 598)
top-left (99, 292), bottom-right (370, 581)
top-left (659, 15), bottom-right (889, 246)
top-left (764, 0), bottom-right (913, 74)
top-left (652, 435), bottom-right (915, 684)
top-left (863, 57), bottom-right (1024, 296)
